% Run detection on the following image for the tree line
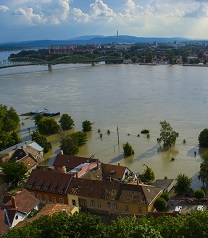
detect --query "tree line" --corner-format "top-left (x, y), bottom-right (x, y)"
top-left (4, 210), bottom-right (208, 238)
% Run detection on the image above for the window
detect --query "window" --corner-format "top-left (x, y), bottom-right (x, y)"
top-left (97, 201), bottom-right (101, 208)
top-left (52, 197), bottom-right (56, 203)
top-left (72, 199), bottom-right (76, 206)
top-left (37, 194), bottom-right (42, 201)
top-left (45, 195), bottom-right (49, 203)
top-left (30, 192), bottom-right (34, 196)
top-left (107, 202), bottom-right (111, 209)
top-left (15, 215), bottom-right (18, 220)
top-left (90, 200), bottom-right (95, 207)
top-left (59, 198), bottom-right (64, 204)
top-left (138, 206), bottom-right (142, 214)
top-left (113, 203), bottom-right (117, 211)
top-left (126, 205), bottom-right (129, 211)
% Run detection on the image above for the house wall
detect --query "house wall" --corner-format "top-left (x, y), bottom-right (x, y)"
top-left (67, 194), bottom-right (148, 216)
top-left (27, 190), bottom-right (68, 204)
top-left (11, 211), bottom-right (26, 228)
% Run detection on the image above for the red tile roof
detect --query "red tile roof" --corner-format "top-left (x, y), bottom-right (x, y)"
top-left (0, 210), bottom-right (9, 236)
top-left (16, 204), bottom-right (77, 229)
top-left (53, 154), bottom-right (97, 172)
top-left (101, 163), bottom-right (129, 180)
top-left (0, 189), bottom-right (40, 236)
top-left (26, 169), bottom-right (74, 195)
top-left (2, 189), bottom-right (40, 214)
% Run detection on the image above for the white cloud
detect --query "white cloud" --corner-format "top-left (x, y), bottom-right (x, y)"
top-left (71, 8), bottom-right (90, 23)
top-left (0, 5), bottom-right (9, 12)
top-left (90, 0), bottom-right (116, 18)
top-left (2, 0), bottom-right (208, 42)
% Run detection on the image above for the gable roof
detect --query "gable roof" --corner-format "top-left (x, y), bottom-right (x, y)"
top-left (0, 189), bottom-right (40, 235)
top-left (26, 169), bottom-right (74, 195)
top-left (0, 210), bottom-right (9, 236)
top-left (2, 189), bottom-right (40, 214)
top-left (53, 154), bottom-right (97, 172)
top-left (101, 163), bottom-right (129, 180)
top-left (16, 204), bottom-right (77, 229)
top-left (67, 178), bottom-right (162, 205)
top-left (0, 141), bottom-right (43, 156)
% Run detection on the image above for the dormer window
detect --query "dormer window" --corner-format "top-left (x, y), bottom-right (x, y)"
top-left (59, 189), bottom-right (63, 194)
top-left (27, 184), bottom-right (32, 189)
top-left (44, 187), bottom-right (48, 191)
top-left (51, 188), bottom-right (56, 193)
top-left (36, 186), bottom-right (41, 190)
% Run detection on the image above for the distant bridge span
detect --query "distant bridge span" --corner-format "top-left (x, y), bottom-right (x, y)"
top-left (0, 56), bottom-right (123, 70)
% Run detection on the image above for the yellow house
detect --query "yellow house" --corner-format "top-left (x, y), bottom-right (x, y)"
top-left (67, 178), bottom-right (162, 216)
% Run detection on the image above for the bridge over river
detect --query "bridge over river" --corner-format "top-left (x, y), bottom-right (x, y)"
top-left (0, 55), bottom-right (123, 70)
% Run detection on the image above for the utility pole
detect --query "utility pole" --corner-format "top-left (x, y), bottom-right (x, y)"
top-left (117, 126), bottom-right (120, 145)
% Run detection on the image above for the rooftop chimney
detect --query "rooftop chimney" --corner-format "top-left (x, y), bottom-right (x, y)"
top-left (60, 150), bottom-right (63, 155)
top-left (118, 162), bottom-right (120, 166)
top-left (11, 196), bottom-right (17, 209)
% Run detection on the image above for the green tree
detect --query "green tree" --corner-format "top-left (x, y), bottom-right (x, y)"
top-left (140, 164), bottom-right (155, 184)
top-left (194, 189), bottom-right (205, 200)
top-left (157, 120), bottom-right (179, 149)
top-left (106, 216), bottom-right (162, 238)
top-left (1, 161), bottom-right (28, 187)
top-left (160, 192), bottom-right (170, 201)
top-left (154, 197), bottom-right (167, 212)
top-left (166, 50), bottom-right (175, 64)
top-left (198, 152), bottom-right (208, 186)
top-left (175, 174), bottom-right (192, 195)
top-left (60, 135), bottom-right (79, 155)
top-left (37, 117), bottom-right (60, 135)
top-left (34, 113), bottom-right (44, 126)
top-left (82, 120), bottom-right (92, 132)
top-left (123, 142), bottom-right (134, 156)
top-left (198, 128), bottom-right (208, 147)
top-left (59, 113), bottom-right (74, 131)
top-left (31, 130), bottom-right (52, 153)
top-left (70, 131), bottom-right (87, 146)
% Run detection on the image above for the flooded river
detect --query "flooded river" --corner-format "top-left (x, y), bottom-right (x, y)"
top-left (0, 60), bottom-right (207, 188)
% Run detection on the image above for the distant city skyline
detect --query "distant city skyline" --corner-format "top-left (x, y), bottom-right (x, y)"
top-left (1, 0), bottom-right (208, 43)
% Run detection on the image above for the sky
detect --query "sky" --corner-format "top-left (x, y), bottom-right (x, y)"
top-left (1, 0), bottom-right (208, 43)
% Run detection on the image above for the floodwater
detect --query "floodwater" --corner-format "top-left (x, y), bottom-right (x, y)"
top-left (0, 59), bottom-right (207, 189)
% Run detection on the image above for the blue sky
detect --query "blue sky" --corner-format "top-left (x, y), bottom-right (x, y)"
top-left (1, 0), bottom-right (208, 43)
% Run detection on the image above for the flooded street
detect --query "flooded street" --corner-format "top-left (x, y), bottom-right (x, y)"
top-left (0, 61), bottom-right (207, 188)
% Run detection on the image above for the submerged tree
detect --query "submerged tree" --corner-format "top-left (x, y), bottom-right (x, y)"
top-left (157, 120), bottom-right (179, 149)
top-left (82, 120), bottom-right (92, 132)
top-left (59, 114), bottom-right (74, 131)
top-left (198, 128), bottom-right (208, 147)
top-left (31, 130), bottom-right (52, 153)
top-left (123, 142), bottom-right (134, 156)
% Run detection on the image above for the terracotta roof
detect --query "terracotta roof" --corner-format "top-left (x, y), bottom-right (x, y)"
top-left (53, 154), bottom-right (97, 172)
top-left (10, 149), bottom-right (27, 161)
top-left (2, 189), bottom-right (40, 214)
top-left (26, 169), bottom-right (74, 195)
top-left (0, 210), bottom-right (9, 236)
top-left (19, 155), bottom-right (38, 170)
top-left (67, 178), bottom-right (162, 205)
top-left (0, 190), bottom-right (40, 236)
top-left (16, 204), bottom-right (77, 229)
top-left (101, 163), bottom-right (129, 180)
top-left (81, 168), bottom-right (103, 181)
top-left (24, 146), bottom-right (39, 157)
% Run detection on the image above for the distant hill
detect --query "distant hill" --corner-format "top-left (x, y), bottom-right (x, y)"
top-left (0, 35), bottom-right (199, 50)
